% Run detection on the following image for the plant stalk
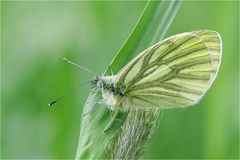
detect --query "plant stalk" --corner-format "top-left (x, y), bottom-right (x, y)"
top-left (75, 1), bottom-right (181, 159)
top-left (105, 109), bottom-right (161, 159)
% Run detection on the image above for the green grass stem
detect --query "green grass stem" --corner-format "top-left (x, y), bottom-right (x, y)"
top-left (75, 1), bottom-right (181, 159)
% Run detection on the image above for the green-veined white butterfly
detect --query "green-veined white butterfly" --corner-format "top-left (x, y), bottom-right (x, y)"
top-left (91, 30), bottom-right (222, 112)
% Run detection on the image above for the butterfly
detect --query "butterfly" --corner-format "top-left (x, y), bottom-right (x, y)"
top-left (91, 30), bottom-right (222, 112)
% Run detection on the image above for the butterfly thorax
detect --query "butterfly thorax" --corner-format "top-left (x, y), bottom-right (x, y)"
top-left (91, 76), bottom-right (124, 95)
top-left (91, 76), bottom-right (126, 110)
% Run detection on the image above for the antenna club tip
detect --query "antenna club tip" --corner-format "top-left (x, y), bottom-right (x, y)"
top-left (63, 57), bottom-right (68, 62)
top-left (48, 103), bottom-right (54, 107)
top-left (48, 100), bottom-right (56, 107)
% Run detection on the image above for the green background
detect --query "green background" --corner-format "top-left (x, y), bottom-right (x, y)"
top-left (1, 1), bottom-right (239, 159)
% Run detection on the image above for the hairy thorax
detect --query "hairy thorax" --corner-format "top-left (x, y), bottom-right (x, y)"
top-left (91, 76), bottom-right (127, 111)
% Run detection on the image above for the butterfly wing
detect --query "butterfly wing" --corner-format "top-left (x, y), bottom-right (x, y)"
top-left (114, 30), bottom-right (222, 109)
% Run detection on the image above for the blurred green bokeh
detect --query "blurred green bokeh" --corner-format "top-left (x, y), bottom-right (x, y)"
top-left (1, 1), bottom-right (239, 159)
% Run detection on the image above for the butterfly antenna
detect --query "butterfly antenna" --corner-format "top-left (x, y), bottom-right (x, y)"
top-left (48, 81), bottom-right (90, 107)
top-left (63, 57), bottom-right (96, 76)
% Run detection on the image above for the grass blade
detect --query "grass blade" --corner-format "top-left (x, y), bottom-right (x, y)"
top-left (106, 0), bottom-right (181, 75)
top-left (75, 1), bottom-right (181, 159)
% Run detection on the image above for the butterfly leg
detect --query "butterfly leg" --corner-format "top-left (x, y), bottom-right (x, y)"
top-left (104, 109), bottom-right (120, 132)
top-left (82, 110), bottom-right (91, 117)
top-left (98, 98), bottom-right (106, 105)
top-left (108, 108), bottom-right (113, 118)
top-left (107, 65), bottom-right (114, 76)
top-left (111, 69), bottom-right (114, 76)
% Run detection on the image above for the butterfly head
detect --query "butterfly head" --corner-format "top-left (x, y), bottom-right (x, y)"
top-left (91, 76), bottom-right (103, 91)
top-left (91, 76), bottom-right (116, 92)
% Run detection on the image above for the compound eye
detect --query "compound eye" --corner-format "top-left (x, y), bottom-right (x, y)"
top-left (97, 80), bottom-right (103, 88)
